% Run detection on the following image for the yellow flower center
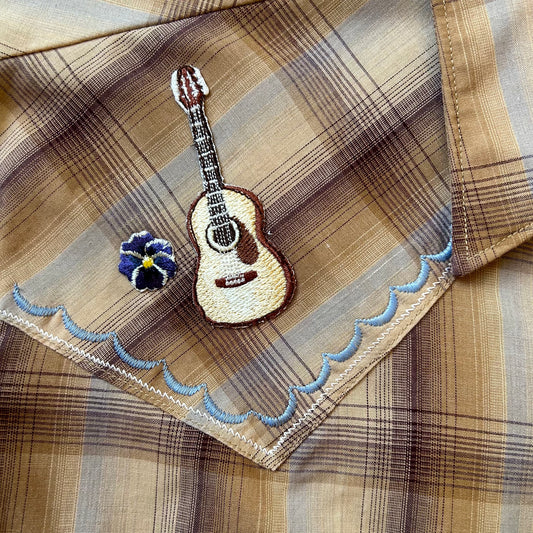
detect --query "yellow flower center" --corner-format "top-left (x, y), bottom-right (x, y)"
top-left (143, 256), bottom-right (154, 269)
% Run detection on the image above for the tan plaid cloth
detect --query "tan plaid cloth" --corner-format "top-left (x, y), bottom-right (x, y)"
top-left (1, 0), bottom-right (532, 531)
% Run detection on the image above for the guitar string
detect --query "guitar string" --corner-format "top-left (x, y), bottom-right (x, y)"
top-left (188, 103), bottom-right (235, 247)
top-left (187, 103), bottom-right (235, 236)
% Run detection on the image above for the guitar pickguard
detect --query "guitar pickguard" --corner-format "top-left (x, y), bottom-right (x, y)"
top-left (236, 220), bottom-right (259, 265)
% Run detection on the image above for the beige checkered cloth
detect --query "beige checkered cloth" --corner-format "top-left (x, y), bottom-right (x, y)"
top-left (1, 0), bottom-right (532, 531)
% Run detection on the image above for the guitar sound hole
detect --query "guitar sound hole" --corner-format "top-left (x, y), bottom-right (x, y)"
top-left (214, 225), bottom-right (236, 247)
top-left (206, 219), bottom-right (240, 253)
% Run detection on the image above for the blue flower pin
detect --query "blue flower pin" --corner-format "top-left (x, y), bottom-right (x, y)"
top-left (119, 231), bottom-right (177, 291)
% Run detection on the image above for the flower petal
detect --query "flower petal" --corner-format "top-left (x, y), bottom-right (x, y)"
top-left (154, 255), bottom-right (177, 278)
top-left (121, 231), bottom-right (154, 255)
top-left (132, 266), bottom-right (165, 291)
top-left (145, 238), bottom-right (173, 256)
top-left (152, 264), bottom-right (169, 287)
top-left (118, 254), bottom-right (142, 279)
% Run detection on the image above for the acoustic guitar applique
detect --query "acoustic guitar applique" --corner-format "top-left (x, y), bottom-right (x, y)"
top-left (171, 66), bottom-right (296, 327)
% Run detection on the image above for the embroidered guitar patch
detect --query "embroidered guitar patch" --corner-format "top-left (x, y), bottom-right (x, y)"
top-left (170, 66), bottom-right (295, 327)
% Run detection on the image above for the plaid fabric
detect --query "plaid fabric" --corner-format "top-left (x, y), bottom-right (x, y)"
top-left (1, 240), bottom-right (532, 532)
top-left (0, 0), bottom-right (532, 529)
top-left (0, 0), bottom-right (264, 59)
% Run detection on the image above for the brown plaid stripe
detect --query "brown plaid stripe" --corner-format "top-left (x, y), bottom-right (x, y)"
top-left (0, 0), bottom-right (266, 60)
top-left (433, 0), bottom-right (533, 275)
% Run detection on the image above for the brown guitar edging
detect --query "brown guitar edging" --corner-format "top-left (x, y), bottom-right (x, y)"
top-left (187, 185), bottom-right (296, 328)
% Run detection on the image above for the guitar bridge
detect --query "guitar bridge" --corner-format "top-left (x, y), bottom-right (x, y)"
top-left (215, 271), bottom-right (257, 288)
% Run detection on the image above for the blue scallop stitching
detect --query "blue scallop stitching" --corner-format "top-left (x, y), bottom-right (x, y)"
top-left (12, 236), bottom-right (451, 427)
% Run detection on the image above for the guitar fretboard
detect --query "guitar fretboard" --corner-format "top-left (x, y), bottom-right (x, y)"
top-left (187, 105), bottom-right (232, 233)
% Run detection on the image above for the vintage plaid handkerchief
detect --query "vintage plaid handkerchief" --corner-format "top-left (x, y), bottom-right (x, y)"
top-left (1, 0), bottom-right (532, 531)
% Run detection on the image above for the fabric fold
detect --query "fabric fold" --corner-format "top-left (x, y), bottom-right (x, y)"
top-left (432, 0), bottom-right (533, 276)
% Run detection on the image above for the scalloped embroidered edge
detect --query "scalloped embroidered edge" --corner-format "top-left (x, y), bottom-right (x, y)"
top-left (1, 262), bottom-right (452, 460)
top-left (8, 237), bottom-right (452, 431)
top-left (0, 309), bottom-right (270, 456)
top-left (269, 263), bottom-right (453, 455)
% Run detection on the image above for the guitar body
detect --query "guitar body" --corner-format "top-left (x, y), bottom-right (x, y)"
top-left (188, 186), bottom-right (295, 327)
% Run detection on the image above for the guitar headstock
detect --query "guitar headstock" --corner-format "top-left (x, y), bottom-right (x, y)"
top-left (171, 65), bottom-right (210, 113)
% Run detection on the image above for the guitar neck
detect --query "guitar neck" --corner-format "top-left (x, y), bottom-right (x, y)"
top-left (187, 104), bottom-right (225, 197)
top-left (172, 66), bottom-right (232, 233)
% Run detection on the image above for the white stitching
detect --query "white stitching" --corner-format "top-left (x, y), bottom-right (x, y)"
top-left (0, 309), bottom-right (270, 456)
top-left (443, 0), bottom-right (468, 257)
top-left (269, 265), bottom-right (452, 454)
top-left (0, 264), bottom-right (452, 459)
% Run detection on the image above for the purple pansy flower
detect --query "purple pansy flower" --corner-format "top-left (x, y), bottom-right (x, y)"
top-left (119, 231), bottom-right (177, 291)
